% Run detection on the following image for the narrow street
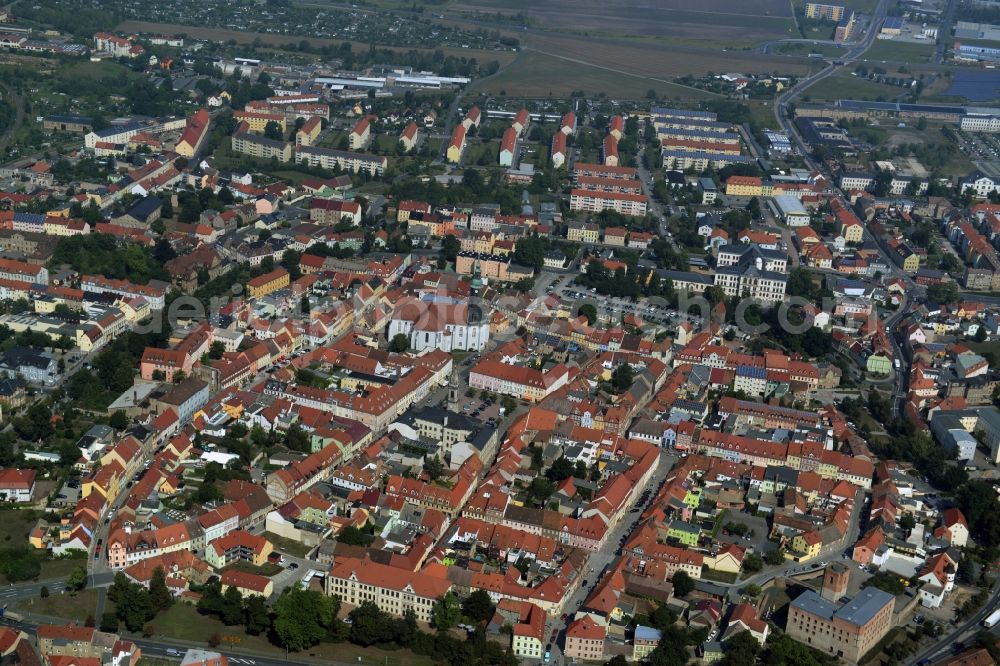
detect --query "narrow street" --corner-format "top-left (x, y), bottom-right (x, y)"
top-left (544, 450), bottom-right (678, 665)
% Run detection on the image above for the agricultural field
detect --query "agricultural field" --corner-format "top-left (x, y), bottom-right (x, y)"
top-left (115, 21), bottom-right (518, 68)
top-left (862, 39), bottom-right (936, 64)
top-left (453, 0), bottom-right (797, 43)
top-left (476, 51), bottom-right (716, 100)
top-left (804, 72), bottom-right (907, 101)
top-left (523, 33), bottom-right (816, 80)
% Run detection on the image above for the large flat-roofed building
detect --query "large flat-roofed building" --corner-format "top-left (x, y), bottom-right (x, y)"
top-left (806, 3), bottom-right (845, 21)
top-left (786, 588), bottom-right (894, 663)
top-left (295, 146), bottom-right (387, 176)
top-left (955, 20), bottom-right (1000, 42)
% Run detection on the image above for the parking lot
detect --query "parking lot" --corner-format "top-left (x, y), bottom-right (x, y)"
top-left (954, 128), bottom-right (1000, 172)
top-left (555, 285), bottom-right (695, 329)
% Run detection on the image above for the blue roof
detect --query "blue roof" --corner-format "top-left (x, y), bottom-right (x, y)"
top-left (737, 365), bottom-right (767, 379)
top-left (94, 122), bottom-right (145, 138)
top-left (13, 213), bottom-right (45, 224)
top-left (634, 625), bottom-right (663, 641)
top-left (651, 106), bottom-right (717, 120)
top-left (661, 150), bottom-right (753, 163)
top-left (883, 16), bottom-right (904, 29)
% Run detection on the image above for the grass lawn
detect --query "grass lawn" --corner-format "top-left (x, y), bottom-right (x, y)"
top-left (221, 561), bottom-right (283, 577)
top-left (38, 553), bottom-right (89, 581)
top-left (0, 508), bottom-right (45, 544)
top-left (148, 603), bottom-right (434, 666)
top-left (462, 140), bottom-right (499, 166)
top-left (477, 50), bottom-right (716, 100)
top-left (318, 131), bottom-right (348, 150)
top-left (700, 568), bottom-right (739, 584)
top-left (263, 532), bottom-right (312, 558)
top-left (16, 588), bottom-right (100, 620)
top-left (863, 39), bottom-right (935, 64)
top-left (805, 72), bottom-right (905, 101)
top-left (374, 134), bottom-right (401, 153)
top-left (968, 340), bottom-right (1000, 359)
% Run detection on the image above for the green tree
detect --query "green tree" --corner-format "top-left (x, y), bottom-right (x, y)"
top-left (425, 456), bottom-right (445, 481)
top-left (337, 525), bottom-right (374, 547)
top-left (149, 566), bottom-right (173, 613)
top-left (116, 583), bottom-right (153, 632)
top-left (389, 333), bottom-right (409, 353)
top-left (671, 570), bottom-right (694, 597)
top-left (348, 600), bottom-right (389, 646)
top-left (720, 630), bottom-right (761, 666)
top-left (67, 566), bottom-right (87, 592)
top-left (441, 234), bottom-right (460, 262)
top-left (209, 340), bottom-right (226, 359)
top-left (462, 589), bottom-right (495, 624)
top-left (220, 586), bottom-right (244, 625)
top-left (546, 456), bottom-right (574, 482)
top-left (263, 120), bottom-right (284, 141)
top-left (273, 587), bottom-right (335, 651)
top-left (579, 303), bottom-right (597, 325)
top-left (100, 612), bottom-right (119, 632)
top-left (432, 591), bottom-right (462, 630)
top-left (108, 410), bottom-right (129, 431)
top-left (611, 363), bottom-right (634, 392)
top-left (244, 595), bottom-right (270, 635)
top-left (743, 553), bottom-right (763, 574)
top-left (765, 548), bottom-right (785, 566)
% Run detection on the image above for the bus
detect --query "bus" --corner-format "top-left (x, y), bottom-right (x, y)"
top-left (982, 607), bottom-right (1000, 628)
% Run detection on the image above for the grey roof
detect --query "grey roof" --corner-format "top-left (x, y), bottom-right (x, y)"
top-left (836, 587), bottom-right (895, 626)
top-left (791, 588), bottom-right (894, 627)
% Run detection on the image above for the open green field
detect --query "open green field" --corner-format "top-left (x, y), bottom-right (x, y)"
top-left (774, 42), bottom-right (846, 57)
top-left (221, 561), bottom-right (283, 577)
top-left (968, 340), bottom-right (1000, 359)
top-left (804, 72), bottom-right (905, 100)
top-left (452, 0), bottom-right (796, 44)
top-left (476, 51), bottom-right (717, 100)
top-left (148, 603), bottom-right (435, 666)
top-left (116, 20), bottom-right (517, 67)
top-left (16, 588), bottom-right (100, 620)
top-left (862, 39), bottom-right (936, 64)
top-left (263, 531), bottom-right (312, 558)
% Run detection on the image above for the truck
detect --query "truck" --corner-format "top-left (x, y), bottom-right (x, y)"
top-left (982, 607), bottom-right (1000, 628)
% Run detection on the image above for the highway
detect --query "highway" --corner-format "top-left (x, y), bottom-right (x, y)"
top-left (775, 0), bottom-right (889, 171)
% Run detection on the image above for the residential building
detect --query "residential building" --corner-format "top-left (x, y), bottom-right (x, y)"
top-left (569, 190), bottom-right (647, 217)
top-left (326, 556), bottom-right (452, 623)
top-left (350, 116), bottom-right (372, 150)
top-left (0, 468), bottom-right (35, 502)
top-left (296, 146), bottom-right (387, 176)
top-left (231, 133), bottom-right (292, 162)
top-left (247, 268), bottom-right (290, 299)
top-left (565, 615), bottom-right (605, 662)
top-left (176, 109), bottom-right (211, 158)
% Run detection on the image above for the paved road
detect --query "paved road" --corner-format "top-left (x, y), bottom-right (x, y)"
top-left (543, 450), bottom-right (677, 665)
top-left (719, 487), bottom-right (866, 603)
top-left (906, 578), bottom-right (1000, 665)
top-left (0, 571), bottom-right (116, 608)
top-left (775, 0), bottom-right (889, 170)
